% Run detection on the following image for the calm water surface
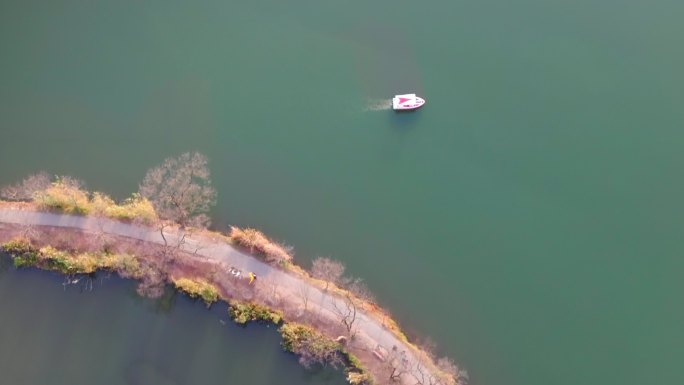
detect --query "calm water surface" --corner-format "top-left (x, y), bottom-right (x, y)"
top-left (0, 256), bottom-right (346, 385)
top-left (1, 1), bottom-right (683, 385)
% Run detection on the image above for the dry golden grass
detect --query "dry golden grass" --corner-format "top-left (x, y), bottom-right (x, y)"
top-left (2, 237), bottom-right (143, 277)
top-left (36, 246), bottom-right (142, 276)
top-left (34, 180), bottom-right (91, 215)
top-left (229, 226), bottom-right (293, 264)
top-left (32, 180), bottom-right (158, 223)
top-left (347, 372), bottom-right (374, 385)
top-left (92, 192), bottom-right (157, 224)
top-left (229, 300), bottom-right (284, 325)
top-left (172, 277), bottom-right (220, 305)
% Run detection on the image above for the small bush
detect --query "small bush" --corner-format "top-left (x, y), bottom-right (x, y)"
top-left (113, 254), bottom-right (143, 279)
top-left (1, 238), bottom-right (35, 254)
top-left (173, 277), bottom-right (219, 306)
top-left (281, 260), bottom-right (309, 276)
top-left (229, 226), bottom-right (293, 264)
top-left (2, 239), bottom-right (141, 276)
top-left (344, 351), bottom-right (364, 372)
top-left (105, 193), bottom-right (157, 224)
top-left (279, 323), bottom-right (344, 368)
top-left (341, 350), bottom-right (374, 385)
top-left (92, 192), bottom-right (158, 224)
top-left (39, 246), bottom-right (109, 274)
top-left (34, 177), bottom-right (91, 215)
top-left (1, 239), bottom-right (39, 268)
top-left (229, 301), bottom-right (283, 325)
top-left (90, 192), bottom-right (116, 215)
top-left (39, 246), bottom-right (71, 272)
top-left (346, 372), bottom-right (374, 385)
top-left (13, 253), bottom-right (39, 268)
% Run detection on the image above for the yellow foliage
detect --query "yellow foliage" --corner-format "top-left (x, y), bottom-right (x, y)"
top-left (36, 185), bottom-right (157, 224)
top-left (173, 277), bottom-right (219, 305)
top-left (229, 227), bottom-right (268, 251)
top-left (110, 254), bottom-right (143, 278)
top-left (90, 192), bottom-right (116, 215)
top-left (230, 226), bottom-right (293, 263)
top-left (230, 301), bottom-right (284, 325)
top-left (34, 179), bottom-right (91, 215)
top-left (347, 372), bottom-right (373, 385)
top-left (103, 193), bottom-right (157, 224)
top-left (32, 245), bottom-right (140, 276)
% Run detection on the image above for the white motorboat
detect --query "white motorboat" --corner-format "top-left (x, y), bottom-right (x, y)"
top-left (392, 93), bottom-right (426, 111)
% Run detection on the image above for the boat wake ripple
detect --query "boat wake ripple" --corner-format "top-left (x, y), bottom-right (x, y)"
top-left (363, 98), bottom-right (392, 111)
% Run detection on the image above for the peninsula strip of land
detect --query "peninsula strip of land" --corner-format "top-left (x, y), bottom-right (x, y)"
top-left (0, 204), bottom-right (460, 385)
top-left (0, 155), bottom-right (465, 385)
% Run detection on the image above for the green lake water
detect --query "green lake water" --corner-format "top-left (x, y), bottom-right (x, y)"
top-left (1, 1), bottom-right (683, 384)
top-left (0, 258), bottom-right (346, 385)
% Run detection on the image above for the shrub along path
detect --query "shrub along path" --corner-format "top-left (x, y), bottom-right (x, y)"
top-left (0, 207), bottom-right (444, 385)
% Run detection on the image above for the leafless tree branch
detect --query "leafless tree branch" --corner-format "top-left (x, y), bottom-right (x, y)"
top-left (311, 257), bottom-right (345, 290)
top-left (0, 172), bottom-right (51, 201)
top-left (139, 152), bottom-right (216, 228)
top-left (332, 293), bottom-right (358, 338)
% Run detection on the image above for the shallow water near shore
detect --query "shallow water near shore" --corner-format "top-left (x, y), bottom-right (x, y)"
top-left (1, 0), bottom-right (684, 384)
top-left (0, 254), bottom-right (346, 385)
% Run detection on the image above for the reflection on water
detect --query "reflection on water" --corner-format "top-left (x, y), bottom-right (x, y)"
top-left (0, 257), bottom-right (347, 385)
top-left (0, 252), bottom-right (8, 277)
top-left (2, 0), bottom-right (684, 384)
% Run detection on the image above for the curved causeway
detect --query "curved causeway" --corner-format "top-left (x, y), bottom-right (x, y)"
top-left (0, 207), bottom-right (449, 385)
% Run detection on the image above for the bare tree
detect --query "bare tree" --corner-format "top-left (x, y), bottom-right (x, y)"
top-left (267, 281), bottom-right (281, 306)
top-left (137, 225), bottom-right (193, 299)
top-left (283, 324), bottom-right (344, 369)
top-left (19, 223), bottom-right (40, 244)
top-left (332, 293), bottom-right (358, 338)
top-left (437, 357), bottom-right (467, 385)
top-left (408, 347), bottom-right (464, 385)
top-left (346, 277), bottom-right (375, 303)
top-left (136, 262), bottom-right (166, 298)
top-left (297, 343), bottom-right (343, 369)
top-left (384, 345), bottom-right (410, 382)
top-left (158, 222), bottom-right (188, 269)
top-left (311, 257), bottom-right (345, 290)
top-left (417, 336), bottom-right (438, 360)
top-left (297, 284), bottom-right (312, 312)
top-left (57, 175), bottom-right (85, 190)
top-left (139, 152), bottom-right (216, 228)
top-left (93, 220), bottom-right (114, 253)
top-left (0, 172), bottom-right (51, 201)
top-left (411, 361), bottom-right (434, 385)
